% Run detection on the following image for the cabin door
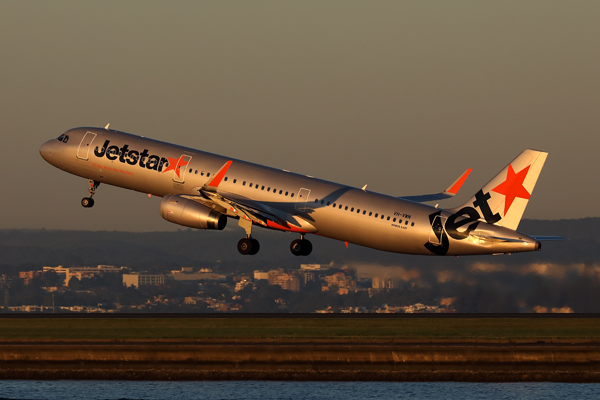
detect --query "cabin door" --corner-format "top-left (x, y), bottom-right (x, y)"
top-left (76, 132), bottom-right (97, 160)
top-left (296, 188), bottom-right (312, 211)
top-left (428, 216), bottom-right (447, 245)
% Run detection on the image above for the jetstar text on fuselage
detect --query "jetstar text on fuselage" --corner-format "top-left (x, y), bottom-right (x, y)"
top-left (94, 140), bottom-right (170, 172)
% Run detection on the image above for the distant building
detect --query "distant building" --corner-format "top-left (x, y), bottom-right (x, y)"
top-left (169, 272), bottom-right (226, 282)
top-left (324, 272), bottom-right (356, 289)
top-left (300, 264), bottom-right (328, 271)
top-left (254, 271), bottom-right (269, 280)
top-left (235, 279), bottom-right (253, 292)
top-left (272, 273), bottom-right (300, 291)
top-left (372, 277), bottom-right (397, 289)
top-left (267, 269), bottom-right (284, 285)
top-left (44, 265), bottom-right (125, 286)
top-left (301, 271), bottom-right (315, 284)
top-left (19, 271), bottom-right (42, 285)
top-left (123, 273), bottom-right (166, 288)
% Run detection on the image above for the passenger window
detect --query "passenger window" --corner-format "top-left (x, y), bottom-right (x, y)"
top-left (256, 185), bottom-right (259, 189)
top-left (333, 203), bottom-right (336, 207)
top-left (315, 199), bottom-right (319, 203)
top-left (261, 186), bottom-right (265, 190)
top-left (339, 205), bottom-right (342, 209)
top-left (399, 219), bottom-right (402, 224)
top-left (195, 170), bottom-right (198, 175)
top-left (393, 218), bottom-right (396, 222)
top-left (363, 211), bottom-right (366, 215)
top-left (405, 220), bottom-right (409, 225)
top-left (357, 209), bottom-right (360, 213)
top-left (381, 215), bottom-right (384, 219)
top-left (375, 213), bottom-right (378, 218)
top-left (234, 179), bottom-right (237, 183)
top-left (201, 172), bottom-right (204, 176)
top-left (189, 169), bottom-right (192, 173)
top-left (327, 201), bottom-right (330, 206)
top-left (291, 193), bottom-right (294, 197)
top-left (207, 173), bottom-right (210, 177)
top-left (243, 181), bottom-right (246, 186)
top-left (350, 207), bottom-right (353, 211)
top-left (224, 177), bottom-right (228, 181)
top-left (267, 187), bottom-right (270, 191)
top-left (387, 216), bottom-right (390, 221)
top-left (321, 200), bottom-right (324, 205)
top-left (369, 212), bottom-right (372, 216)
top-left (279, 190), bottom-right (283, 194)
top-left (411, 222), bottom-right (415, 226)
top-left (285, 192), bottom-right (288, 196)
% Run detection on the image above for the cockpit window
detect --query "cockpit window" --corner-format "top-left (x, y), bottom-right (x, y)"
top-left (56, 134), bottom-right (69, 143)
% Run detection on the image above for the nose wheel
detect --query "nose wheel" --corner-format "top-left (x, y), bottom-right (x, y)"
top-left (238, 237), bottom-right (260, 255)
top-left (81, 197), bottom-right (95, 208)
top-left (290, 238), bottom-right (312, 256)
top-left (82, 179), bottom-right (100, 208)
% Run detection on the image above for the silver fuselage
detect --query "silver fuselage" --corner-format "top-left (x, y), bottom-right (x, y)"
top-left (40, 127), bottom-right (539, 256)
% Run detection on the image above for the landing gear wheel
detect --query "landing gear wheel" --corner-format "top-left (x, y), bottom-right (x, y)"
top-left (238, 238), bottom-right (260, 255)
top-left (249, 238), bottom-right (260, 255)
top-left (81, 197), bottom-right (94, 208)
top-left (290, 239), bottom-right (312, 256)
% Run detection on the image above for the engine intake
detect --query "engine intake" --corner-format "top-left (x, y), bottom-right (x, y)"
top-left (160, 194), bottom-right (227, 230)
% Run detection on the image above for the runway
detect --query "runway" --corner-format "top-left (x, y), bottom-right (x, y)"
top-left (0, 340), bottom-right (599, 381)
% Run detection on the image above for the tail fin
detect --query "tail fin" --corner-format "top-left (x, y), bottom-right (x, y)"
top-left (450, 149), bottom-right (548, 230)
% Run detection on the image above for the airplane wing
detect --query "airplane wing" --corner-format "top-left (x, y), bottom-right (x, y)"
top-left (398, 168), bottom-right (472, 203)
top-left (188, 161), bottom-right (317, 234)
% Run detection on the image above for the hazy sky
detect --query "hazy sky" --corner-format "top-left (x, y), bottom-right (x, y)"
top-left (1, 1), bottom-right (599, 231)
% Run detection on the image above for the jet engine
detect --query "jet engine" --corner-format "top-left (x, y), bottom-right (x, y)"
top-left (160, 194), bottom-right (227, 230)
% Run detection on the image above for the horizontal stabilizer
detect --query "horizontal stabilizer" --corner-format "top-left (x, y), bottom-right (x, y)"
top-left (530, 236), bottom-right (567, 241)
top-left (399, 169), bottom-right (472, 203)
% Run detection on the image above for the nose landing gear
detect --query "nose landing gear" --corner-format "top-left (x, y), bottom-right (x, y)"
top-left (290, 236), bottom-right (312, 256)
top-left (82, 180), bottom-right (100, 208)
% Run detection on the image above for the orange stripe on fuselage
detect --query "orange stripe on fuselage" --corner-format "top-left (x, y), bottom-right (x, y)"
top-left (266, 220), bottom-right (309, 234)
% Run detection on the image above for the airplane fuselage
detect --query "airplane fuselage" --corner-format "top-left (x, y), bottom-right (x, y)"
top-left (40, 127), bottom-right (541, 256)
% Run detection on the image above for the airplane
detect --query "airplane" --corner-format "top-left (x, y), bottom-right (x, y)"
top-left (39, 126), bottom-right (562, 257)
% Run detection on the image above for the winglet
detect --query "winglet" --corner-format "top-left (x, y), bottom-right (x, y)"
top-left (445, 168), bottom-right (472, 195)
top-left (202, 161), bottom-right (233, 191)
top-left (398, 168), bottom-right (472, 203)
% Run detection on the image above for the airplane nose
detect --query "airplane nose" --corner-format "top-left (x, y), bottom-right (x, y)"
top-left (39, 140), bottom-right (54, 162)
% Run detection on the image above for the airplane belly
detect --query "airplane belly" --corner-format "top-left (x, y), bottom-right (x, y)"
top-left (310, 207), bottom-right (432, 255)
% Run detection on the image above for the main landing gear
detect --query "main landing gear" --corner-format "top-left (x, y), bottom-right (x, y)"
top-left (238, 236), bottom-right (260, 255)
top-left (235, 216), bottom-right (312, 256)
top-left (290, 236), bottom-right (312, 256)
top-left (81, 179), bottom-right (100, 208)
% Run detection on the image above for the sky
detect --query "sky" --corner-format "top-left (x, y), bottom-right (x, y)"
top-left (1, 1), bottom-right (599, 231)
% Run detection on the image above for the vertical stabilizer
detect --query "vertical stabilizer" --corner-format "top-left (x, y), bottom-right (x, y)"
top-left (450, 149), bottom-right (548, 230)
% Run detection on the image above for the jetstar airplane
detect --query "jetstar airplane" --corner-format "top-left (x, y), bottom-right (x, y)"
top-left (39, 126), bottom-right (562, 256)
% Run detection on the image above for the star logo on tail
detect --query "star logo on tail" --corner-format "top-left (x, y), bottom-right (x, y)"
top-left (162, 155), bottom-right (190, 178)
top-left (492, 164), bottom-right (531, 215)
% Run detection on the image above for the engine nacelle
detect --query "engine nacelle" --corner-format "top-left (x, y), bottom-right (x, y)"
top-left (160, 194), bottom-right (227, 230)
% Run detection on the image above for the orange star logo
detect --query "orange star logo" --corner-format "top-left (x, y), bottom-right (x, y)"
top-left (492, 164), bottom-right (531, 215)
top-left (162, 155), bottom-right (190, 178)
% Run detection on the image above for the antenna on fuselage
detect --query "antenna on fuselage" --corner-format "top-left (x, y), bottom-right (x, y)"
top-left (362, 184), bottom-right (367, 192)
top-left (104, 123), bottom-right (110, 130)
